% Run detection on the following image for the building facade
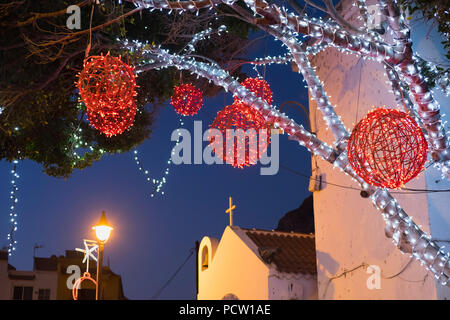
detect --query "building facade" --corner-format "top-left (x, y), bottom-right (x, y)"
top-left (0, 250), bottom-right (126, 300)
top-left (197, 226), bottom-right (317, 300)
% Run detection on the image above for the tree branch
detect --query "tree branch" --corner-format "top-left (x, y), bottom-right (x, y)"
top-left (322, 0), bottom-right (364, 34)
top-left (1, 0), bottom-right (91, 28)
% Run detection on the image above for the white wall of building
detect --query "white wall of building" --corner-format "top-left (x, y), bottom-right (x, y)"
top-left (7, 270), bottom-right (58, 300)
top-left (198, 227), bottom-right (318, 300)
top-left (0, 257), bottom-right (57, 300)
top-left (308, 0), bottom-right (450, 299)
top-left (268, 272), bottom-right (317, 300)
top-left (198, 227), bottom-right (270, 300)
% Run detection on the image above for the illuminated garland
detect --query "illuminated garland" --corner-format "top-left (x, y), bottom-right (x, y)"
top-left (184, 25), bottom-right (227, 54)
top-left (347, 108), bottom-right (428, 188)
top-left (133, 118), bottom-right (184, 197)
top-left (7, 160), bottom-right (19, 256)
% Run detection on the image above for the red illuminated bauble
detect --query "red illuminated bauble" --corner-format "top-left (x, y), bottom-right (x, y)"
top-left (170, 83), bottom-right (203, 116)
top-left (86, 100), bottom-right (137, 137)
top-left (72, 272), bottom-right (97, 300)
top-left (234, 77), bottom-right (273, 105)
top-left (209, 102), bottom-right (270, 168)
top-left (347, 108), bottom-right (428, 188)
top-left (77, 53), bottom-right (137, 112)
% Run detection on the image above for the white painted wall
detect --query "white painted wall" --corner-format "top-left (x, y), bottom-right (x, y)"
top-left (6, 270), bottom-right (58, 300)
top-left (198, 227), bottom-right (318, 300)
top-left (268, 272), bottom-right (317, 300)
top-left (308, 0), bottom-right (450, 299)
top-left (197, 227), bottom-right (270, 300)
top-left (0, 257), bottom-right (58, 300)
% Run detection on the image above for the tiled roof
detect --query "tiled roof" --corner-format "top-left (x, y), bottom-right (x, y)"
top-left (34, 256), bottom-right (57, 271)
top-left (244, 228), bottom-right (317, 275)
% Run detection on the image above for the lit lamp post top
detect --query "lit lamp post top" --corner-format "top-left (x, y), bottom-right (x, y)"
top-left (92, 211), bottom-right (113, 300)
top-left (93, 211), bottom-right (113, 244)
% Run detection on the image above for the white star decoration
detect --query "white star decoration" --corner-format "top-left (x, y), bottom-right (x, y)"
top-left (75, 239), bottom-right (98, 272)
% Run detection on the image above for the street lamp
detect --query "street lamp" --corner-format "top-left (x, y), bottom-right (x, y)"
top-left (92, 211), bottom-right (113, 300)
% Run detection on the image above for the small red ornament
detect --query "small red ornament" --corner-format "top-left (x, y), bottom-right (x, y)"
top-left (170, 83), bottom-right (203, 116)
top-left (234, 78), bottom-right (273, 105)
top-left (86, 100), bottom-right (137, 137)
top-left (209, 101), bottom-right (270, 168)
top-left (77, 53), bottom-right (137, 112)
top-left (347, 108), bottom-right (428, 188)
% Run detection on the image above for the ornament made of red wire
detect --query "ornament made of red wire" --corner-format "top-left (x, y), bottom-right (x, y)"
top-left (77, 53), bottom-right (137, 112)
top-left (347, 108), bottom-right (428, 188)
top-left (86, 100), bottom-right (137, 137)
top-left (170, 83), bottom-right (203, 116)
top-left (72, 272), bottom-right (97, 300)
top-left (209, 101), bottom-right (270, 168)
top-left (234, 78), bottom-right (273, 105)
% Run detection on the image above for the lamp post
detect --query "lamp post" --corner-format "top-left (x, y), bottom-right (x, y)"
top-left (92, 211), bottom-right (113, 300)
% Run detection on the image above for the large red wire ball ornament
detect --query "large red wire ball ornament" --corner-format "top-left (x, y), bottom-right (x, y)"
top-left (234, 78), bottom-right (273, 105)
top-left (86, 100), bottom-right (137, 137)
top-left (170, 83), bottom-right (203, 116)
top-left (209, 102), bottom-right (270, 168)
top-left (347, 108), bottom-right (428, 188)
top-left (77, 53), bottom-right (137, 112)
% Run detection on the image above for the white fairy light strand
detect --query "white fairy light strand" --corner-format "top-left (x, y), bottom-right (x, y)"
top-left (184, 25), bottom-right (227, 54)
top-left (269, 24), bottom-right (351, 150)
top-left (7, 160), bottom-right (19, 256)
top-left (133, 117), bottom-right (184, 197)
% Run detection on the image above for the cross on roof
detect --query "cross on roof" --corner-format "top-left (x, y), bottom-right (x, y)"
top-left (225, 196), bottom-right (236, 226)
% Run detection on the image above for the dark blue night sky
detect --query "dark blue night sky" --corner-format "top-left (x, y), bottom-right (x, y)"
top-left (0, 30), bottom-right (315, 299)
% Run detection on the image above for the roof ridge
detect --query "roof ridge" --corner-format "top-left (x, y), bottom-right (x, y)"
top-left (239, 227), bottom-right (314, 238)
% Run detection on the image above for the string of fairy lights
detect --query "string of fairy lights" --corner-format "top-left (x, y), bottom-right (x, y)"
top-left (184, 25), bottom-right (227, 54)
top-left (132, 117), bottom-right (184, 197)
top-left (7, 160), bottom-right (19, 256)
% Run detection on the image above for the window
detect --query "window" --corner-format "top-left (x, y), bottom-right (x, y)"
top-left (201, 246), bottom-right (209, 271)
top-left (13, 286), bottom-right (33, 300)
top-left (12, 286), bottom-right (22, 300)
top-left (38, 289), bottom-right (51, 300)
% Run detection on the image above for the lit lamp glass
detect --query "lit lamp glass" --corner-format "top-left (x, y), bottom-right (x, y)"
top-left (93, 211), bottom-right (113, 243)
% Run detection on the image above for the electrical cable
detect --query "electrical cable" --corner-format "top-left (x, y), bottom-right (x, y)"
top-left (280, 163), bottom-right (362, 191)
top-left (280, 164), bottom-right (450, 194)
top-left (151, 247), bottom-right (195, 300)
